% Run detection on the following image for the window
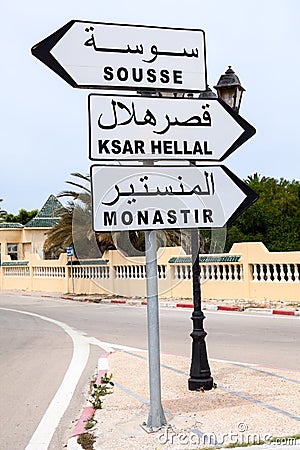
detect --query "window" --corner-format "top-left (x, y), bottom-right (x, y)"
top-left (7, 244), bottom-right (18, 261)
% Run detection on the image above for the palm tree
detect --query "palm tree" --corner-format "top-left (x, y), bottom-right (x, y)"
top-left (0, 198), bottom-right (7, 221)
top-left (44, 173), bottom-right (116, 259)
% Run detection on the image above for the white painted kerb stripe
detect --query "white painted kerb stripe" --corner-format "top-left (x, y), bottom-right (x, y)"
top-left (0, 308), bottom-right (90, 450)
top-left (67, 436), bottom-right (83, 450)
top-left (98, 357), bottom-right (109, 372)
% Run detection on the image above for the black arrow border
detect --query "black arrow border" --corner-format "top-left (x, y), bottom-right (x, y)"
top-left (216, 98), bottom-right (256, 161)
top-left (31, 20), bottom-right (77, 88)
top-left (220, 165), bottom-right (258, 227)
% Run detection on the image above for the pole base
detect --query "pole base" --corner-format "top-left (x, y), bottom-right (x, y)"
top-left (188, 376), bottom-right (214, 391)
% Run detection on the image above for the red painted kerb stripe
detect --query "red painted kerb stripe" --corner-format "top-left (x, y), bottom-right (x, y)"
top-left (272, 310), bottom-right (295, 316)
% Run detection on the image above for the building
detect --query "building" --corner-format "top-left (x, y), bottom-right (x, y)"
top-left (0, 195), bottom-right (63, 263)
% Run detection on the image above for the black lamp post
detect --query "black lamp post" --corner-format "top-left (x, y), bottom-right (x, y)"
top-left (188, 86), bottom-right (216, 391)
top-left (214, 66), bottom-right (245, 113)
top-left (188, 226), bottom-right (215, 391)
top-left (188, 69), bottom-right (245, 391)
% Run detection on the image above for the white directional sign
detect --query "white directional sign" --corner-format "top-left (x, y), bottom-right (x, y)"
top-left (31, 20), bottom-right (207, 92)
top-left (91, 165), bottom-right (258, 232)
top-left (88, 94), bottom-right (255, 162)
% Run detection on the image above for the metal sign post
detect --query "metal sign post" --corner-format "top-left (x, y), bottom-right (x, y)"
top-left (66, 246), bottom-right (74, 294)
top-left (141, 154), bottom-right (166, 430)
top-left (144, 229), bottom-right (167, 429)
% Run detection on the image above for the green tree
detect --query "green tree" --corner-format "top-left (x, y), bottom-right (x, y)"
top-left (0, 198), bottom-right (6, 219)
top-left (2, 208), bottom-right (38, 225)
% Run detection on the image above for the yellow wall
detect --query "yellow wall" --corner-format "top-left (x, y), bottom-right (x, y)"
top-left (1, 243), bottom-right (299, 303)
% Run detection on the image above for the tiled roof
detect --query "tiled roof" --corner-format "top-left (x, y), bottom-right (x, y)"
top-left (66, 259), bottom-right (109, 266)
top-left (2, 261), bottom-right (29, 266)
top-left (168, 255), bottom-right (241, 263)
top-left (0, 222), bottom-right (23, 229)
top-left (25, 195), bottom-right (64, 228)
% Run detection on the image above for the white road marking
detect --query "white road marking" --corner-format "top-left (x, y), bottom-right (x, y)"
top-left (0, 308), bottom-right (90, 450)
top-left (87, 337), bottom-right (114, 353)
top-left (210, 358), bottom-right (258, 366)
top-left (87, 336), bottom-right (147, 352)
top-left (87, 338), bottom-right (259, 368)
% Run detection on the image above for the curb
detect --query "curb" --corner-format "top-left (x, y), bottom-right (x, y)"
top-left (64, 296), bottom-right (298, 316)
top-left (67, 353), bottom-right (110, 450)
top-left (67, 407), bottom-right (95, 450)
top-left (14, 291), bottom-right (299, 317)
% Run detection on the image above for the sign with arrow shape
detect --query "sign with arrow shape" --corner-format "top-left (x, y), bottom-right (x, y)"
top-left (91, 164), bottom-right (258, 232)
top-left (88, 94), bottom-right (255, 162)
top-left (31, 20), bottom-right (207, 92)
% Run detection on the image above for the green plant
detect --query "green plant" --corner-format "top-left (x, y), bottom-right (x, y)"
top-left (85, 419), bottom-right (97, 430)
top-left (88, 373), bottom-right (114, 409)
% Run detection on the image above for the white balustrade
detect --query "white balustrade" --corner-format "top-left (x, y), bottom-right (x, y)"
top-left (114, 264), bottom-right (166, 279)
top-left (293, 264), bottom-right (300, 281)
top-left (33, 266), bottom-right (66, 277)
top-left (287, 264), bottom-right (293, 282)
top-left (71, 265), bottom-right (110, 279)
top-left (252, 264), bottom-right (259, 281)
top-left (4, 267), bottom-right (30, 277)
top-left (216, 264), bottom-right (222, 280)
top-left (173, 263), bottom-right (243, 282)
top-left (250, 263), bottom-right (300, 283)
top-left (115, 265), bottom-right (146, 279)
top-left (158, 265), bottom-right (167, 279)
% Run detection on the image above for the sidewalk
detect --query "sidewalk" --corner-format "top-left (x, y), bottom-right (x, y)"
top-left (2, 290), bottom-right (300, 316)
top-left (70, 350), bottom-right (300, 450)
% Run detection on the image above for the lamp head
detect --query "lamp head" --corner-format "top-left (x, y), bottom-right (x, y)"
top-left (214, 66), bottom-right (245, 113)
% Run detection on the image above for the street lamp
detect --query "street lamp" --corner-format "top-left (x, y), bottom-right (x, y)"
top-left (188, 68), bottom-right (245, 391)
top-left (188, 86), bottom-right (216, 392)
top-left (214, 66), bottom-right (245, 113)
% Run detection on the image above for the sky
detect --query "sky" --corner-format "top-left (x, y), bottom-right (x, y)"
top-left (1, 0), bottom-right (299, 214)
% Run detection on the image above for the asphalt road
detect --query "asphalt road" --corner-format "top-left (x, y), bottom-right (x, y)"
top-left (0, 308), bottom-right (72, 450)
top-left (0, 292), bottom-right (299, 449)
